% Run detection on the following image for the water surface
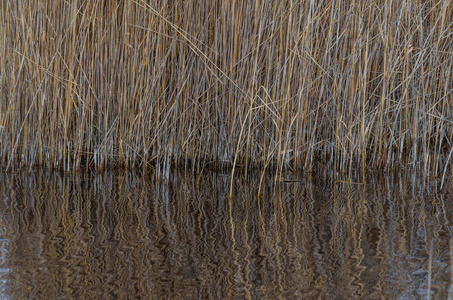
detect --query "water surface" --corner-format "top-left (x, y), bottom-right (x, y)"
top-left (0, 170), bottom-right (452, 299)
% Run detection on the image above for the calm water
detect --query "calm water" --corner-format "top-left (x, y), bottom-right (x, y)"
top-left (0, 170), bottom-right (452, 299)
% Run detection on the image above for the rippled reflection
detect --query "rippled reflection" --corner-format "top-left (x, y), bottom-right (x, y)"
top-left (0, 170), bottom-right (452, 299)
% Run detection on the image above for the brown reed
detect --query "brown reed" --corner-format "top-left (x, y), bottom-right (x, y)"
top-left (0, 0), bottom-right (452, 178)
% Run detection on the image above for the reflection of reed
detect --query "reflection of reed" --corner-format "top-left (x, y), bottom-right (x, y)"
top-left (450, 239), bottom-right (453, 300)
top-left (0, 170), bottom-right (451, 298)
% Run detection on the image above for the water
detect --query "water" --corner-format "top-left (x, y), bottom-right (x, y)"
top-left (0, 170), bottom-right (452, 299)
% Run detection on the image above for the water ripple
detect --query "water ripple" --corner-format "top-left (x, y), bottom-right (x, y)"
top-left (0, 170), bottom-right (451, 298)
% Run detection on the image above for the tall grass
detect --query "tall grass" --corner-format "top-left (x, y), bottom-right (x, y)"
top-left (1, 0), bottom-right (452, 177)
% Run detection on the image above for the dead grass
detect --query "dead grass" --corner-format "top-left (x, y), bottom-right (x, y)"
top-left (0, 0), bottom-right (452, 178)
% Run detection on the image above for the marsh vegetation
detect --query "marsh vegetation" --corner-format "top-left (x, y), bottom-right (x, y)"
top-left (1, 0), bottom-right (452, 178)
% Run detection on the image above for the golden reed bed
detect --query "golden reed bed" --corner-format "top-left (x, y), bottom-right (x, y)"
top-left (0, 0), bottom-right (452, 180)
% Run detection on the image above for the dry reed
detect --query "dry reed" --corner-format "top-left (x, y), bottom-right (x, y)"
top-left (0, 0), bottom-right (452, 178)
